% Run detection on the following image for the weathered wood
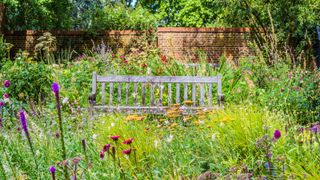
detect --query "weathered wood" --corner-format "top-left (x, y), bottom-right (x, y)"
top-left (150, 83), bottom-right (155, 106)
top-left (90, 73), bottom-right (224, 114)
top-left (101, 83), bottom-right (105, 105)
top-left (97, 75), bottom-right (218, 83)
top-left (208, 83), bottom-right (212, 107)
top-left (159, 83), bottom-right (163, 106)
top-left (134, 83), bottom-right (138, 105)
top-left (176, 83), bottom-right (180, 104)
top-left (109, 83), bottom-right (113, 105)
top-left (142, 83), bottom-right (146, 105)
top-left (118, 83), bottom-right (122, 104)
top-left (184, 83), bottom-right (188, 102)
top-left (200, 83), bottom-right (204, 106)
top-left (125, 83), bottom-right (129, 105)
top-left (192, 83), bottom-right (196, 106)
top-left (168, 83), bottom-right (172, 105)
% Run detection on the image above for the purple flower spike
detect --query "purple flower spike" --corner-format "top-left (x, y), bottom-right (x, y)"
top-left (311, 125), bottom-right (319, 134)
top-left (4, 80), bottom-right (10, 88)
top-left (49, 166), bottom-right (56, 173)
top-left (273, 129), bottom-right (281, 140)
top-left (19, 110), bottom-right (28, 132)
top-left (51, 82), bottom-right (60, 94)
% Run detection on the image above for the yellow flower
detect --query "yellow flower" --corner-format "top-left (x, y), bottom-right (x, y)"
top-left (184, 100), bottom-right (193, 106)
top-left (170, 123), bottom-right (178, 128)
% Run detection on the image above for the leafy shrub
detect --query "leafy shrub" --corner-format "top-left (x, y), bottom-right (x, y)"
top-left (0, 58), bottom-right (53, 102)
top-left (0, 35), bottom-right (13, 61)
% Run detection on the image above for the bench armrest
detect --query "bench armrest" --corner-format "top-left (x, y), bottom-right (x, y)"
top-left (88, 93), bottom-right (96, 105)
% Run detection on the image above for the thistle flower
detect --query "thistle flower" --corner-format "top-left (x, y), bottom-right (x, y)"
top-left (110, 135), bottom-right (120, 141)
top-left (273, 129), bottom-right (281, 140)
top-left (0, 101), bottom-right (4, 107)
top-left (122, 148), bottom-right (132, 155)
top-left (4, 80), bottom-right (10, 88)
top-left (49, 166), bottom-right (56, 180)
top-left (103, 144), bottom-right (111, 152)
top-left (123, 138), bottom-right (134, 145)
top-left (100, 151), bottom-right (105, 159)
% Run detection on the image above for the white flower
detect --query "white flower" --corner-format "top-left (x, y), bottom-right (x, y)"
top-left (111, 123), bottom-right (115, 127)
top-left (154, 140), bottom-right (159, 148)
top-left (211, 134), bottom-right (216, 141)
top-left (164, 121), bottom-right (170, 125)
top-left (92, 134), bottom-right (98, 141)
top-left (62, 98), bottom-right (69, 104)
top-left (199, 120), bottom-right (205, 125)
top-left (166, 134), bottom-right (174, 143)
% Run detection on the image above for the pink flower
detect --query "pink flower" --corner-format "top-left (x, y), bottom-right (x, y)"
top-left (0, 101), bottom-right (4, 107)
top-left (3, 93), bottom-right (9, 99)
top-left (110, 135), bottom-right (120, 141)
top-left (122, 148), bottom-right (132, 155)
top-left (100, 151), bottom-right (105, 159)
top-left (103, 144), bottom-right (111, 152)
top-left (123, 138), bottom-right (134, 145)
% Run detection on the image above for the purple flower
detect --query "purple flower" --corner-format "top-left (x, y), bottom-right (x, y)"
top-left (0, 101), bottom-right (4, 107)
top-left (3, 93), bottom-right (9, 99)
top-left (123, 138), bottom-right (134, 145)
top-left (100, 151), bottom-right (105, 159)
top-left (311, 125), bottom-right (319, 134)
top-left (51, 82), bottom-right (60, 94)
top-left (49, 166), bottom-right (56, 173)
top-left (19, 110), bottom-right (28, 132)
top-left (273, 129), bottom-right (281, 140)
top-left (4, 80), bottom-right (10, 88)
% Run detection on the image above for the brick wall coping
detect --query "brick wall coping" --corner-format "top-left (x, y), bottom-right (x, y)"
top-left (4, 30), bottom-right (144, 36)
top-left (157, 27), bottom-right (251, 33)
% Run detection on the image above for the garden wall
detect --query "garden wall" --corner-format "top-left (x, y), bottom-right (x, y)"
top-left (4, 27), bottom-right (253, 60)
top-left (158, 27), bottom-right (252, 61)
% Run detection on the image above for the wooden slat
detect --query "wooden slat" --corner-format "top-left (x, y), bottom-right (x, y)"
top-left (134, 83), bottom-right (138, 105)
top-left (192, 83), bottom-right (196, 106)
top-left (109, 83), bottom-right (113, 105)
top-left (142, 83), bottom-right (146, 105)
top-left (208, 83), bottom-right (212, 106)
top-left (184, 83), bottom-right (188, 102)
top-left (176, 83), bottom-right (180, 104)
top-left (97, 75), bottom-right (218, 83)
top-left (200, 83), bottom-right (204, 106)
top-left (125, 83), bottom-right (129, 105)
top-left (118, 83), bottom-right (122, 105)
top-left (159, 83), bottom-right (163, 106)
top-left (150, 83), bottom-right (155, 106)
top-left (168, 83), bottom-right (172, 105)
top-left (101, 83), bottom-right (105, 105)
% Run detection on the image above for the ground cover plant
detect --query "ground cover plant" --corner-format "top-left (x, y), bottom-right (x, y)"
top-left (0, 45), bottom-right (320, 179)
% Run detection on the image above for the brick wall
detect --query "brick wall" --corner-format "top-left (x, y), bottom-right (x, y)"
top-left (4, 27), bottom-right (253, 60)
top-left (4, 30), bottom-right (145, 55)
top-left (0, 4), bottom-right (4, 34)
top-left (158, 27), bottom-right (253, 62)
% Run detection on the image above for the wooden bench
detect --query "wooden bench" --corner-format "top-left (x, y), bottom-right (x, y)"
top-left (89, 72), bottom-right (224, 114)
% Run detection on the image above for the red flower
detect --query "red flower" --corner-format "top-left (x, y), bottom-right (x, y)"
top-left (123, 60), bottom-right (128, 64)
top-left (161, 55), bottom-right (167, 63)
top-left (112, 54), bottom-right (115, 58)
top-left (123, 138), bottom-right (134, 145)
top-left (100, 151), bottom-right (105, 159)
top-left (103, 144), bottom-right (111, 152)
top-left (122, 148), bottom-right (132, 155)
top-left (142, 63), bottom-right (147, 68)
top-left (120, 56), bottom-right (125, 59)
top-left (110, 135), bottom-right (120, 141)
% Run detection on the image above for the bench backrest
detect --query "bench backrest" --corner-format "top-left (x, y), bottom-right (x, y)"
top-left (90, 72), bottom-right (223, 113)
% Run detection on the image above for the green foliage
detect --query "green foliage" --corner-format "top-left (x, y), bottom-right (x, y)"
top-left (0, 57), bottom-right (53, 102)
top-left (92, 3), bottom-right (157, 30)
top-left (0, 35), bottom-right (12, 61)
